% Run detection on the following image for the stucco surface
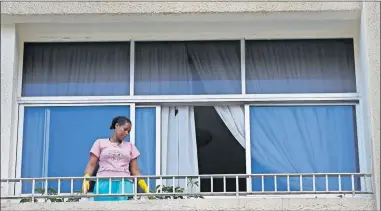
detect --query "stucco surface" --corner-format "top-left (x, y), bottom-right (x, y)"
top-left (0, 198), bottom-right (377, 211)
top-left (0, 25), bottom-right (18, 198)
top-left (1, 1), bottom-right (360, 15)
top-left (361, 2), bottom-right (381, 210)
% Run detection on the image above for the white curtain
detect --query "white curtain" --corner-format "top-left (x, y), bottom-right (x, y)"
top-left (161, 106), bottom-right (200, 193)
top-left (186, 42), bottom-right (246, 149)
top-left (214, 106), bottom-right (245, 148)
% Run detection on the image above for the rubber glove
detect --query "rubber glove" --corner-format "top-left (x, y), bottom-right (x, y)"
top-left (82, 174), bottom-right (90, 194)
top-left (138, 179), bottom-right (149, 193)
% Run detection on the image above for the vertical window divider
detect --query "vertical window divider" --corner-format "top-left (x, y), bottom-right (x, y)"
top-left (130, 40), bottom-right (135, 96)
top-left (15, 105), bottom-right (25, 196)
top-left (42, 109), bottom-right (51, 184)
top-left (244, 104), bottom-right (252, 193)
top-left (130, 103), bottom-right (136, 145)
top-left (155, 106), bottom-right (162, 187)
top-left (241, 39), bottom-right (246, 95)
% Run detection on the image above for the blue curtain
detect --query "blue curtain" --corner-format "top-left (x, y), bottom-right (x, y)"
top-left (21, 106), bottom-right (130, 193)
top-left (135, 107), bottom-right (157, 191)
top-left (250, 106), bottom-right (359, 192)
top-left (21, 108), bottom-right (46, 193)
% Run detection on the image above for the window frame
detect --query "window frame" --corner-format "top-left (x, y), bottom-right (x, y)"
top-left (11, 22), bottom-right (370, 198)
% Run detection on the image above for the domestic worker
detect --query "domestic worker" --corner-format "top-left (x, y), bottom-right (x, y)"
top-left (82, 116), bottom-right (149, 201)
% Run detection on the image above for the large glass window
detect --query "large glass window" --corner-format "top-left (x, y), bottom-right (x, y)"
top-left (134, 41), bottom-right (241, 95)
top-left (245, 39), bottom-right (356, 94)
top-left (22, 42), bottom-right (130, 96)
top-left (21, 106), bottom-right (130, 193)
top-left (249, 105), bottom-right (359, 191)
top-left (18, 38), bottom-right (363, 196)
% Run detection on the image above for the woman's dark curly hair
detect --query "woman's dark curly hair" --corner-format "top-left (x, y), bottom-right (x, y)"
top-left (109, 116), bottom-right (132, 129)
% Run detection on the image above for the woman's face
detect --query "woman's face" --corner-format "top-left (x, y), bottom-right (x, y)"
top-left (114, 122), bottom-right (131, 141)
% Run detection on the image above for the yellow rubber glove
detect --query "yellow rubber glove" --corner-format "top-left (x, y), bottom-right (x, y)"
top-left (138, 179), bottom-right (149, 193)
top-left (82, 174), bottom-right (90, 194)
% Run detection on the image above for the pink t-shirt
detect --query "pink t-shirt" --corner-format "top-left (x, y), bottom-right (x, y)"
top-left (90, 138), bottom-right (140, 177)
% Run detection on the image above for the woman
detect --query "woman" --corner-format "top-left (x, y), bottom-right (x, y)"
top-left (82, 116), bottom-right (149, 201)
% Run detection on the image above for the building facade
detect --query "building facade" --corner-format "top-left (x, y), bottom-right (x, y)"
top-left (1, 1), bottom-right (380, 210)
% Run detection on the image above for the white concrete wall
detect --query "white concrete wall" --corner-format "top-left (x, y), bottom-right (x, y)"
top-left (1, 198), bottom-right (377, 211)
top-left (1, 24), bottom-right (19, 198)
top-left (359, 2), bottom-right (381, 210)
top-left (1, 1), bottom-right (360, 16)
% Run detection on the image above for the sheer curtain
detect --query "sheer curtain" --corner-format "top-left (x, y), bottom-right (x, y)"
top-left (245, 39), bottom-right (356, 94)
top-left (22, 42), bottom-right (130, 96)
top-left (21, 108), bottom-right (47, 193)
top-left (134, 41), bottom-right (241, 95)
top-left (186, 41), bottom-right (241, 94)
top-left (214, 106), bottom-right (245, 148)
top-left (249, 106), bottom-right (359, 191)
top-left (187, 41), bottom-right (245, 148)
top-left (161, 106), bottom-right (199, 193)
top-left (134, 43), bottom-right (193, 95)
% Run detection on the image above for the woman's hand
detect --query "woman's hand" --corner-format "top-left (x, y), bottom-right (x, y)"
top-left (82, 154), bottom-right (98, 194)
top-left (130, 158), bottom-right (150, 193)
top-left (82, 174), bottom-right (90, 194)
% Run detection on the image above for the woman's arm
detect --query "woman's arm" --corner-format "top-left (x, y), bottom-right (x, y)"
top-left (84, 154), bottom-right (99, 176)
top-left (129, 158), bottom-right (141, 176)
top-left (130, 158), bottom-right (150, 193)
top-left (82, 154), bottom-right (98, 193)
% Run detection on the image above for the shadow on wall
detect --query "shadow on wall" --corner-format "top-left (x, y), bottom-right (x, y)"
top-left (194, 106), bottom-right (246, 192)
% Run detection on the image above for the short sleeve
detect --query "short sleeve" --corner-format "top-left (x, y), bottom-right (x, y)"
top-left (90, 139), bottom-right (101, 158)
top-left (130, 143), bottom-right (140, 160)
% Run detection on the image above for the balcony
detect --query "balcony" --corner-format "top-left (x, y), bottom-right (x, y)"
top-left (1, 173), bottom-right (375, 211)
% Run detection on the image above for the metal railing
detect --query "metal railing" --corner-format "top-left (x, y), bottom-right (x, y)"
top-left (1, 173), bottom-right (372, 202)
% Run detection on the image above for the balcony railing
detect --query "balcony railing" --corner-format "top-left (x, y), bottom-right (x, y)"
top-left (1, 173), bottom-right (372, 202)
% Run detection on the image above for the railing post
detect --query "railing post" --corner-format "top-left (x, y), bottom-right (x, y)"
top-left (32, 179), bottom-right (35, 203)
top-left (299, 175), bottom-right (303, 192)
top-left (351, 174), bottom-right (355, 195)
top-left (338, 175), bottom-right (342, 191)
top-left (223, 176), bottom-right (227, 193)
top-left (287, 175), bottom-right (290, 192)
top-left (210, 176), bottom-right (214, 193)
top-left (235, 176), bottom-right (239, 198)
top-left (134, 177), bottom-right (138, 200)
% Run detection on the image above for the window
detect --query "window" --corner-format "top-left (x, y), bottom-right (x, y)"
top-left (249, 105), bottom-right (360, 191)
top-left (22, 42), bottom-right (130, 96)
top-left (17, 37), bottom-right (366, 195)
top-left (21, 106), bottom-right (130, 193)
top-left (134, 41), bottom-right (241, 95)
top-left (245, 39), bottom-right (356, 94)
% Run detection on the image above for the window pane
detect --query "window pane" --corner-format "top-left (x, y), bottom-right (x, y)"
top-left (245, 39), bottom-right (356, 93)
top-left (22, 42), bottom-right (130, 96)
top-left (249, 105), bottom-right (359, 192)
top-left (135, 107), bottom-right (156, 191)
top-left (21, 106), bottom-right (130, 194)
top-left (134, 41), bottom-right (241, 95)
